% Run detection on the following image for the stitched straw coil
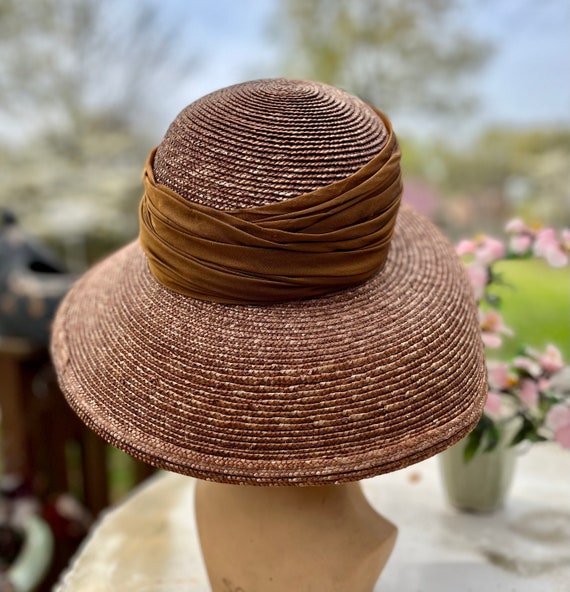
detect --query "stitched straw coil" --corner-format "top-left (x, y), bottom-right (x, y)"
top-left (51, 79), bottom-right (486, 485)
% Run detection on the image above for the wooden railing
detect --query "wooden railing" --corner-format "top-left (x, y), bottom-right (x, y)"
top-left (0, 338), bottom-right (155, 591)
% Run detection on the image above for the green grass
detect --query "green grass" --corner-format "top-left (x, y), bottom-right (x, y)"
top-left (489, 259), bottom-right (569, 360)
top-left (107, 446), bottom-right (139, 503)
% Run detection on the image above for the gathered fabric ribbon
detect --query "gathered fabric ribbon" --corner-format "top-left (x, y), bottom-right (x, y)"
top-left (139, 108), bottom-right (402, 304)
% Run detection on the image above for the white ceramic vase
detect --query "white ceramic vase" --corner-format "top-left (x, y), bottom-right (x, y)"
top-left (439, 427), bottom-right (518, 512)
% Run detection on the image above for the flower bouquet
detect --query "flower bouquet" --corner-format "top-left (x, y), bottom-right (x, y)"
top-left (457, 220), bottom-right (570, 462)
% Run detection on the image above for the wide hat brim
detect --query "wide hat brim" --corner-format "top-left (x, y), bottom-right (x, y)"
top-left (51, 205), bottom-right (486, 485)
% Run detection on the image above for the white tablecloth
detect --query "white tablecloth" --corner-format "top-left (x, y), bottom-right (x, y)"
top-left (56, 444), bottom-right (570, 591)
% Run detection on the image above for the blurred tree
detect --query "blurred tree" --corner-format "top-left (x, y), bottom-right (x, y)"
top-left (275, 0), bottom-right (491, 117)
top-left (424, 127), bottom-right (570, 236)
top-left (274, 0), bottom-right (568, 241)
top-left (0, 0), bottom-right (197, 266)
top-left (0, 0), bottom-right (195, 143)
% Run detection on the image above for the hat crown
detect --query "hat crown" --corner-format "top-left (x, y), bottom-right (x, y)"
top-left (153, 79), bottom-right (389, 211)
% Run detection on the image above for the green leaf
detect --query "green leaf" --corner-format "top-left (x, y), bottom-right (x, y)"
top-left (510, 417), bottom-right (539, 445)
top-left (483, 421), bottom-right (501, 453)
top-left (463, 430), bottom-right (483, 463)
top-left (485, 293), bottom-right (502, 307)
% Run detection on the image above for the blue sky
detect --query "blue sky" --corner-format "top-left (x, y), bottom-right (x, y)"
top-left (465, 0), bottom-right (569, 127)
top-left (155, 0), bottom-right (569, 141)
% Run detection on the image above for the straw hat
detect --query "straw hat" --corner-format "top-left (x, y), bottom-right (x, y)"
top-left (51, 79), bottom-right (486, 485)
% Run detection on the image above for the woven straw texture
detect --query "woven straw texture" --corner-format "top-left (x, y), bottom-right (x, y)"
top-left (51, 79), bottom-right (486, 486)
top-left (153, 79), bottom-right (388, 209)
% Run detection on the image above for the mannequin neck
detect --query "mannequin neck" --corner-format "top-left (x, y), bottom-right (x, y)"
top-left (195, 480), bottom-right (397, 592)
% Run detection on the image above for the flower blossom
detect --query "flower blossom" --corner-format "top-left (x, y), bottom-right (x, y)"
top-left (519, 379), bottom-right (539, 411)
top-left (538, 377), bottom-right (551, 392)
top-left (512, 355), bottom-right (541, 377)
top-left (546, 405), bottom-right (570, 449)
top-left (475, 236), bottom-right (506, 265)
top-left (456, 235), bottom-right (506, 265)
top-left (465, 263), bottom-right (488, 301)
top-left (485, 391), bottom-right (503, 417)
top-left (533, 228), bottom-right (569, 267)
top-left (537, 344), bottom-right (565, 374)
top-left (488, 362), bottom-right (517, 390)
top-left (456, 239), bottom-right (476, 256)
top-left (479, 310), bottom-right (513, 349)
top-left (505, 218), bottom-right (530, 235)
top-left (509, 234), bottom-right (532, 256)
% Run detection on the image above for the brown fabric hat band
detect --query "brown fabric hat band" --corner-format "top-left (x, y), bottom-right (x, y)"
top-left (139, 108), bottom-right (403, 304)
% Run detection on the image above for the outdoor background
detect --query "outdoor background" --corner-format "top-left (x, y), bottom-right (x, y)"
top-left (0, 0), bottom-right (568, 358)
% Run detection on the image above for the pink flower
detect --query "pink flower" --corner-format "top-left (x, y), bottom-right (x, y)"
top-left (509, 234), bottom-right (532, 255)
top-left (538, 377), bottom-right (551, 392)
top-left (545, 247), bottom-right (568, 267)
top-left (519, 379), bottom-right (539, 410)
top-left (475, 236), bottom-right (506, 265)
top-left (538, 344), bottom-right (565, 374)
top-left (485, 391), bottom-right (503, 416)
top-left (488, 362), bottom-right (516, 390)
top-left (554, 425), bottom-right (570, 449)
top-left (456, 239), bottom-right (476, 256)
top-left (533, 228), bottom-right (569, 267)
top-left (533, 228), bottom-right (555, 254)
top-left (547, 405), bottom-right (570, 429)
top-left (482, 333), bottom-right (502, 348)
top-left (505, 218), bottom-right (530, 234)
top-left (465, 263), bottom-right (488, 301)
top-left (546, 405), bottom-right (570, 449)
top-left (513, 355), bottom-right (541, 377)
top-left (479, 310), bottom-right (513, 349)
